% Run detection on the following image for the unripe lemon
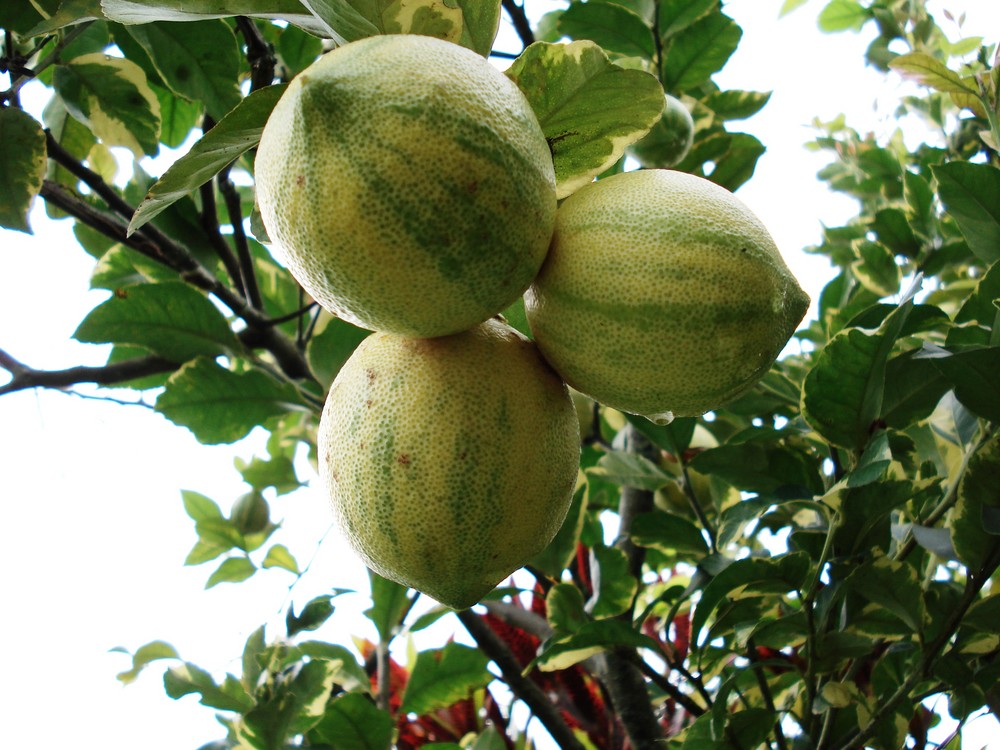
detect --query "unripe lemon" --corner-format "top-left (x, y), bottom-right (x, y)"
top-left (318, 317), bottom-right (580, 610)
top-left (627, 94), bottom-right (695, 168)
top-left (525, 169), bottom-right (809, 422)
top-left (255, 34), bottom-right (556, 338)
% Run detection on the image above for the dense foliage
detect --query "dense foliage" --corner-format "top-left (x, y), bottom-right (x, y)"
top-left (2, 1), bottom-right (999, 748)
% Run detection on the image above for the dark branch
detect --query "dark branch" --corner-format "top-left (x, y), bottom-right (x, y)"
top-left (501, 0), bottom-right (534, 49)
top-left (199, 173), bottom-right (244, 290)
top-left (603, 424), bottom-right (665, 748)
top-left (38, 180), bottom-right (313, 381)
top-left (218, 162), bottom-right (264, 310)
top-left (235, 16), bottom-right (276, 92)
top-left (456, 609), bottom-right (586, 750)
top-left (0, 349), bottom-right (177, 396)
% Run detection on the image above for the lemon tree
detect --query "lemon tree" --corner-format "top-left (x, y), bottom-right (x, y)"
top-left (3, 1), bottom-right (1000, 749)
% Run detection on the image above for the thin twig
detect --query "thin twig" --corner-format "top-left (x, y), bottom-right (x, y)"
top-left (218, 162), bottom-right (264, 310)
top-left (746, 639), bottom-right (789, 750)
top-left (198, 172), bottom-right (244, 289)
top-left (457, 609), bottom-right (586, 750)
top-left (0, 351), bottom-right (177, 396)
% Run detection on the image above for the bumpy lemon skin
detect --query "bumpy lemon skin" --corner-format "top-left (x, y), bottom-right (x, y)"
top-left (524, 169), bottom-right (810, 420)
top-left (254, 34), bottom-right (557, 339)
top-left (318, 318), bottom-right (580, 610)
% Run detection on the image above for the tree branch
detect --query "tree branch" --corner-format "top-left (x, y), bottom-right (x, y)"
top-left (235, 16), bottom-right (276, 92)
top-left (218, 162), bottom-right (264, 310)
top-left (456, 609), bottom-right (586, 750)
top-left (0, 349), bottom-right (177, 396)
top-left (38, 180), bottom-right (313, 381)
top-left (501, 0), bottom-right (534, 49)
top-left (603, 424), bottom-right (664, 749)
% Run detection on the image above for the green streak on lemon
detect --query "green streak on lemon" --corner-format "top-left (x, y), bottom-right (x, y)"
top-left (255, 34), bottom-right (556, 338)
top-left (525, 169), bottom-right (810, 421)
top-left (318, 317), bottom-right (580, 610)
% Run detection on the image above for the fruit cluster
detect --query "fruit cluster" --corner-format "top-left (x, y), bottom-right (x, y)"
top-left (254, 34), bottom-right (809, 610)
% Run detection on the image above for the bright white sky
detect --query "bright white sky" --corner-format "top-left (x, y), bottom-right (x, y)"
top-left (2, 1), bottom-right (999, 748)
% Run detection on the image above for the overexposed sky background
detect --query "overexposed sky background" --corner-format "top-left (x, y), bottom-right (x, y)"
top-left (2, 1), bottom-right (999, 748)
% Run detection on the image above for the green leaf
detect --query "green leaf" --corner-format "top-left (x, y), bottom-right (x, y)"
top-left (300, 0), bottom-right (383, 42)
top-left (919, 345), bottom-right (1000, 424)
top-left (952, 434), bottom-right (1000, 572)
top-left (691, 553), bottom-right (811, 650)
top-left (102, 0), bottom-right (330, 36)
top-left (846, 556), bottom-right (926, 633)
top-left (182, 490), bottom-right (224, 521)
top-left (558, 1), bottom-right (656, 60)
top-left (932, 162), bottom-right (1000, 265)
top-left (366, 570), bottom-right (410, 641)
top-left (531, 482), bottom-right (588, 576)
top-left (306, 314), bottom-right (371, 386)
top-left (506, 40), bottom-right (664, 199)
top-left (846, 430), bottom-right (891, 487)
top-left (853, 240), bottom-right (901, 297)
top-left (236, 453), bottom-right (302, 495)
top-left (115, 640), bottom-right (179, 684)
top-left (122, 20), bottom-right (242, 121)
top-left (286, 595), bottom-right (335, 636)
top-left (588, 449), bottom-right (672, 491)
top-left (535, 618), bottom-right (662, 672)
top-left (205, 556), bottom-right (256, 588)
top-left (0, 107), bottom-right (46, 233)
top-left (625, 414), bottom-right (696, 456)
top-left (54, 52), bottom-right (160, 159)
top-left (164, 662), bottom-right (252, 712)
top-left (705, 132), bottom-right (766, 191)
top-left (802, 283), bottom-right (916, 450)
top-left (656, 0), bottom-right (717, 40)
top-left (546, 582), bottom-right (588, 634)
top-left (682, 707), bottom-right (776, 750)
top-left (155, 358), bottom-right (305, 444)
top-left (703, 89), bottom-right (772, 121)
top-left (399, 642), bottom-right (492, 715)
top-left (589, 544), bottom-right (637, 618)
top-left (872, 207), bottom-right (920, 256)
top-left (881, 350), bottom-right (951, 428)
top-left (240, 659), bottom-right (341, 746)
top-left (309, 693), bottom-right (393, 750)
top-left (128, 84), bottom-right (286, 235)
top-left (455, 0), bottom-right (502, 57)
top-left (660, 12), bottom-right (742, 91)
top-left (817, 0), bottom-right (869, 32)
top-left (690, 438), bottom-right (822, 494)
top-left (73, 282), bottom-right (238, 362)
top-left (630, 510), bottom-right (709, 556)
top-left (889, 52), bottom-right (978, 95)
top-left (262, 543), bottom-right (300, 574)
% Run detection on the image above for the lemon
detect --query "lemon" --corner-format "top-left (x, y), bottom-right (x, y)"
top-left (524, 169), bottom-right (809, 422)
top-left (318, 317), bottom-right (580, 610)
top-left (255, 34), bottom-right (556, 338)
top-left (627, 94), bottom-right (695, 168)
